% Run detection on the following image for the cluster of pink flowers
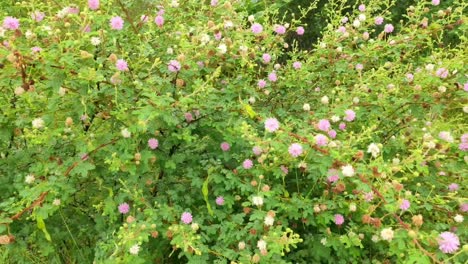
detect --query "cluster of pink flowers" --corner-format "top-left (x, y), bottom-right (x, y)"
top-left (435, 67), bottom-right (449, 78)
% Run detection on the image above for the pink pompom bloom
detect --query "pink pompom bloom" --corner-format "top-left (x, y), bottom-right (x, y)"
top-left (432, 0), bottom-right (440, 5)
top-left (339, 122), bottom-right (346, 130)
top-left (344, 110), bottom-right (356, 122)
top-left (31, 46), bottom-right (42, 53)
top-left (3, 17), bottom-right (20, 30)
top-left (435, 68), bottom-right (448, 78)
top-left (184, 112), bottom-right (193, 123)
top-left (406, 73), bottom-right (414, 82)
top-left (262, 53), bottom-right (271, 63)
top-left (296, 26), bottom-right (305, 35)
top-left (211, 0), bottom-right (218, 6)
top-left (288, 143), bottom-right (303, 157)
top-left (154, 15), bottom-right (164, 27)
top-left (327, 169), bottom-right (339, 183)
top-left (252, 146), bottom-right (262, 156)
top-left (364, 191), bottom-right (374, 202)
top-left (251, 23), bottom-right (263, 34)
top-left (337, 26), bottom-right (346, 34)
top-left (317, 119), bottom-right (331, 131)
top-left (148, 138), bottom-right (159, 149)
top-left (110, 16), bottom-right (124, 30)
top-left (268, 72), bottom-right (277, 82)
top-left (258, 79), bottom-right (267, 88)
top-left (220, 142), bottom-right (230, 151)
top-left (459, 143), bottom-right (468, 151)
top-left (355, 63), bottom-right (364, 71)
top-left (375, 16), bottom-right (384, 25)
top-left (168, 60), bottom-right (181, 72)
top-left (461, 134), bottom-right (468, 143)
top-left (31, 11), bottom-right (45, 22)
top-left (116, 59), bottom-right (129, 71)
top-left (448, 183), bottom-right (459, 191)
top-left (328, 130), bottom-right (337, 139)
top-left (461, 203), bottom-right (468, 212)
top-left (215, 196), bottom-right (224, 205)
top-left (438, 232), bottom-right (459, 254)
top-left (293, 61), bottom-right (302, 69)
top-left (88, 0), bottom-right (100, 10)
top-left (334, 214), bottom-right (344, 225)
top-left (274, 25), bottom-right (286, 34)
top-left (358, 4), bottom-right (366, 12)
top-left (315, 134), bottom-right (328, 147)
top-left (118, 203), bottom-right (130, 214)
top-left (243, 159), bottom-right (253, 169)
top-left (384, 24), bottom-right (394, 33)
top-left (341, 17), bottom-right (349, 23)
top-left (400, 199), bottom-right (410, 211)
top-left (280, 165), bottom-right (289, 174)
top-left (214, 32), bottom-right (222, 40)
top-left (265, 118), bottom-right (280, 132)
top-left (181, 212), bottom-right (193, 224)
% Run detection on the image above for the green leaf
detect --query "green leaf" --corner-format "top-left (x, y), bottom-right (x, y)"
top-left (36, 216), bottom-right (52, 242)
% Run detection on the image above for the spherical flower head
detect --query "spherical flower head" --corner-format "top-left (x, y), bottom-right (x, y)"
top-left (118, 203), bottom-right (130, 214)
top-left (32, 118), bottom-right (45, 129)
top-left (3, 17), bottom-right (20, 30)
top-left (296, 26), bottom-right (305, 35)
top-left (251, 23), bottom-right (263, 34)
top-left (317, 119), bottom-right (331, 131)
top-left (355, 63), bottom-right (363, 71)
top-left (375, 16), bottom-right (384, 25)
top-left (364, 191), bottom-right (374, 202)
top-left (257, 239), bottom-right (267, 251)
top-left (280, 165), bottom-right (289, 174)
top-left (327, 169), bottom-right (339, 183)
top-left (274, 25), bottom-right (286, 34)
top-left (459, 142), bottom-right (468, 151)
top-left (110, 16), bottom-right (124, 30)
top-left (116, 59), bottom-right (128, 71)
top-left (31, 47), bottom-right (42, 53)
top-left (265, 118), bottom-right (280, 132)
top-left (432, 0), bottom-right (440, 5)
top-left (181, 212), bottom-right (193, 224)
top-left (264, 215), bottom-right (274, 226)
top-left (148, 138), bottom-right (159, 149)
top-left (268, 72), bottom-right (277, 82)
top-left (439, 131), bottom-right (453, 142)
top-left (367, 143), bottom-right (380, 157)
top-left (438, 232), bottom-right (459, 253)
top-left (262, 53), bottom-right (271, 64)
top-left (220, 142), bottom-right (230, 151)
top-left (288, 143), bottom-right (303, 157)
top-left (315, 134), bottom-right (328, 147)
top-left (154, 15), bottom-right (164, 27)
top-left (435, 67), bottom-right (448, 78)
top-left (334, 214), bottom-right (344, 225)
top-left (381, 228), bottom-right (394, 241)
top-left (31, 11), bottom-right (45, 22)
top-left (358, 4), bottom-right (366, 12)
top-left (461, 134), bottom-right (468, 143)
top-left (461, 203), bottom-right (468, 212)
top-left (252, 196), bottom-right (264, 206)
top-left (88, 0), bottom-right (100, 10)
top-left (406, 73), bottom-right (414, 82)
top-left (341, 16), bottom-right (349, 23)
top-left (121, 128), bottom-right (131, 138)
top-left (328, 130), bottom-right (337, 139)
top-left (184, 112), bottom-right (193, 123)
top-left (25, 174), bottom-right (35, 184)
top-left (448, 183), bottom-right (459, 191)
top-left (168, 60), bottom-right (181, 72)
top-left (400, 199), bottom-right (410, 211)
top-left (293, 61), bottom-right (302, 69)
top-left (215, 196), bottom-right (224, 205)
top-left (90, 37), bottom-right (101, 46)
top-left (243, 159), bottom-right (253, 169)
top-left (341, 164), bottom-right (355, 177)
top-left (339, 122), bottom-right (346, 130)
top-left (210, 0), bottom-right (218, 6)
top-left (258, 79), bottom-right (267, 89)
top-left (129, 244), bottom-right (140, 255)
top-left (252, 146), bottom-right (262, 156)
top-left (454, 214), bottom-right (464, 223)
top-left (384, 24), bottom-right (394, 33)
top-left (344, 110), bottom-right (356, 122)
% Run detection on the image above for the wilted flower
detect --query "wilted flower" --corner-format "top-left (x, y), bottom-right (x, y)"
top-left (341, 164), bottom-right (355, 177)
top-left (129, 244), bottom-right (140, 255)
top-left (380, 228), bottom-right (394, 241)
top-left (367, 143), bottom-right (380, 157)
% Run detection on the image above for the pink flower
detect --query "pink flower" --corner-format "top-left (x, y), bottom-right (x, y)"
top-left (243, 159), bottom-right (253, 169)
top-left (214, 32), bottom-right (222, 40)
top-left (140, 15), bottom-right (149, 23)
top-left (280, 165), bottom-right (288, 174)
top-left (461, 134), bottom-right (468, 143)
top-left (459, 143), bottom-right (468, 151)
top-left (317, 119), bottom-right (331, 131)
top-left (406, 73), bottom-right (414, 82)
top-left (341, 17), bottom-right (349, 23)
top-left (31, 11), bottom-right (45, 22)
top-left (116, 59), bottom-right (128, 71)
top-left (355, 63), bottom-right (363, 71)
top-left (344, 110), bottom-right (356, 122)
top-left (328, 130), bottom-right (337, 139)
top-left (274, 25), bottom-right (286, 34)
top-left (168, 60), bottom-right (181, 72)
top-left (448, 183), bottom-right (459, 191)
top-left (3, 17), bottom-right (20, 30)
top-left (262, 53), bottom-right (271, 64)
top-left (334, 214), bottom-right (344, 225)
top-left (215, 196), bottom-right (224, 205)
top-left (110, 16), bottom-right (124, 30)
top-left (461, 203), bottom-right (468, 212)
top-left (288, 143), bottom-right (303, 157)
top-left (438, 232), bottom-right (459, 254)
top-left (31, 46), bottom-right (42, 53)
top-left (268, 72), bottom-right (277, 82)
top-left (375, 16), bottom-right (384, 25)
top-left (435, 68), bottom-right (448, 78)
top-left (265, 118), bottom-right (280, 132)
top-left (258, 79), bottom-right (267, 88)
top-left (293, 61), bottom-right (302, 69)
top-left (220, 142), bottom-right (230, 151)
top-left (464, 82), bottom-right (468, 92)
top-left (339, 122), bottom-right (346, 130)
top-left (252, 146), bottom-right (262, 156)
top-left (185, 112), bottom-right (193, 123)
top-left (118, 203), bottom-right (130, 214)
top-left (211, 0), bottom-right (218, 6)
top-left (337, 26), bottom-right (346, 34)
top-left (384, 24), bottom-right (394, 33)
top-left (358, 4), bottom-right (366, 12)
top-left (181, 212), bottom-right (193, 224)
top-left (148, 138), bottom-right (159, 149)
top-left (251, 23), bottom-right (263, 34)
top-left (315, 134), bottom-right (328, 147)
top-left (364, 191), bottom-right (374, 202)
top-left (296, 26), bottom-right (305, 35)
top-left (154, 15), bottom-right (164, 27)
top-left (68, 7), bottom-right (80, 15)
top-left (432, 0), bottom-right (440, 6)
top-left (88, 0), bottom-right (100, 10)
top-left (400, 199), bottom-right (410, 211)
top-left (327, 169), bottom-right (339, 183)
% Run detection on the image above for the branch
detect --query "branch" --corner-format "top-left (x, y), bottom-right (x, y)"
top-left (10, 191), bottom-right (48, 221)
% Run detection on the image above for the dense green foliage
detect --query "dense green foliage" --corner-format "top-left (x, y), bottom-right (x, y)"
top-left (0, 0), bottom-right (467, 263)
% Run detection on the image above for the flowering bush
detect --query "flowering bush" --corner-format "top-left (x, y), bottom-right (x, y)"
top-left (0, 0), bottom-right (466, 263)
